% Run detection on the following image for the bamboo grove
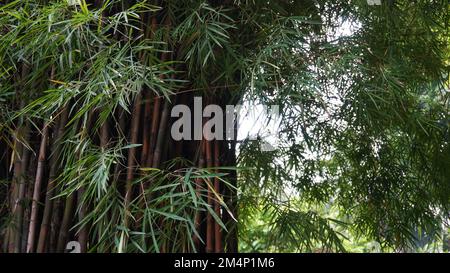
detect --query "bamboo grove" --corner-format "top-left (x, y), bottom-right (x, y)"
top-left (1, 0), bottom-right (450, 253)
top-left (0, 0), bottom-right (243, 253)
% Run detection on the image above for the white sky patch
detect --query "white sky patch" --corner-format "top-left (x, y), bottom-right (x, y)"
top-left (237, 101), bottom-right (281, 144)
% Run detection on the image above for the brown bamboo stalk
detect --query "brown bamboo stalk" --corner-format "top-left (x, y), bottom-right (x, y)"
top-left (139, 15), bottom-right (158, 168)
top-left (2, 228), bottom-right (10, 253)
top-left (8, 126), bottom-right (19, 253)
top-left (56, 193), bottom-right (75, 252)
top-left (15, 154), bottom-right (30, 252)
top-left (76, 108), bottom-right (99, 253)
top-left (48, 199), bottom-right (60, 252)
top-left (8, 64), bottom-right (29, 253)
top-left (48, 107), bottom-right (70, 253)
top-left (112, 107), bottom-right (127, 186)
top-left (140, 92), bottom-right (152, 166)
top-left (75, 110), bottom-right (103, 253)
top-left (0, 140), bottom-right (9, 252)
top-left (136, 98), bottom-right (151, 227)
top-left (151, 100), bottom-right (170, 168)
top-left (122, 8), bottom-right (156, 226)
top-left (55, 111), bottom-right (84, 253)
top-left (193, 140), bottom-right (205, 249)
top-left (146, 51), bottom-right (168, 168)
top-left (7, 184), bottom-right (18, 252)
top-left (36, 106), bottom-right (69, 253)
top-left (118, 106), bottom-right (127, 139)
top-left (124, 92), bottom-right (142, 203)
top-left (222, 148), bottom-right (238, 253)
top-left (228, 114), bottom-right (239, 252)
top-left (146, 97), bottom-right (161, 167)
top-left (11, 122), bottom-right (31, 253)
top-left (134, 13), bottom-right (159, 225)
top-left (22, 147), bottom-right (37, 253)
top-left (122, 92), bottom-right (143, 249)
top-left (26, 123), bottom-right (49, 253)
top-left (144, 13), bottom-right (171, 177)
top-left (77, 187), bottom-right (88, 253)
top-left (214, 140), bottom-right (223, 253)
top-left (100, 118), bottom-right (110, 148)
top-left (80, 117), bottom-right (109, 250)
top-left (204, 139), bottom-right (214, 253)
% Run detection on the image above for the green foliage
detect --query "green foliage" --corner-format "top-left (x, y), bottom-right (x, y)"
top-left (0, 0), bottom-right (449, 252)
